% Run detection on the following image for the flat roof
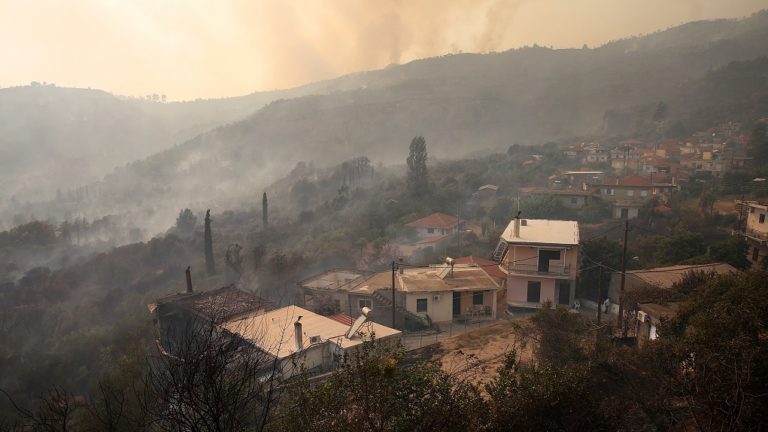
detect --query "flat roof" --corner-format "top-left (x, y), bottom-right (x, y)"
top-left (501, 219), bottom-right (579, 246)
top-left (626, 263), bottom-right (737, 288)
top-left (398, 265), bottom-right (500, 293)
top-left (299, 269), bottom-right (369, 291)
top-left (222, 305), bottom-right (400, 359)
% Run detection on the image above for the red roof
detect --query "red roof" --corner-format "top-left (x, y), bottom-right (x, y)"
top-left (453, 256), bottom-right (506, 281)
top-left (328, 313), bottom-right (355, 326)
top-left (407, 212), bottom-right (460, 229)
top-left (416, 235), bottom-right (451, 245)
top-left (654, 205), bottom-right (672, 213)
top-left (616, 175), bottom-right (653, 187)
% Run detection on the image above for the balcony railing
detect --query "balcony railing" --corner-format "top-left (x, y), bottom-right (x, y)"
top-left (508, 262), bottom-right (571, 276)
top-left (744, 228), bottom-right (768, 243)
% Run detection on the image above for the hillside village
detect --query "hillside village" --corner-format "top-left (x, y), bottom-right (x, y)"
top-left (2, 9), bottom-right (768, 429)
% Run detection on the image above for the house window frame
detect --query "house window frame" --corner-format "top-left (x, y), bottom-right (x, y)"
top-left (760, 214), bottom-right (766, 224)
top-left (640, 190), bottom-right (648, 197)
top-left (358, 299), bottom-right (372, 310)
top-left (472, 291), bottom-right (484, 305)
top-left (627, 190), bottom-right (634, 197)
top-left (427, 228), bottom-right (435, 234)
top-left (416, 298), bottom-right (428, 313)
top-left (526, 281), bottom-right (541, 303)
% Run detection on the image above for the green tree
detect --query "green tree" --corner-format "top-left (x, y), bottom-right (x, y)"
top-left (276, 340), bottom-right (485, 432)
top-left (175, 208), bottom-right (196, 234)
top-left (710, 236), bottom-right (750, 270)
top-left (578, 238), bottom-right (623, 299)
top-left (519, 195), bottom-right (577, 220)
top-left (651, 270), bottom-right (768, 431)
top-left (406, 136), bottom-right (429, 197)
top-left (204, 209), bottom-right (216, 276)
top-left (654, 232), bottom-right (706, 265)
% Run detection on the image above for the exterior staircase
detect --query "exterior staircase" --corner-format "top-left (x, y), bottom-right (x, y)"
top-left (491, 240), bottom-right (508, 263)
top-left (371, 290), bottom-right (431, 327)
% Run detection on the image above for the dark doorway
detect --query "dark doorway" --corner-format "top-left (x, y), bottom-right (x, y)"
top-left (453, 291), bottom-right (461, 316)
top-left (620, 208), bottom-right (629, 219)
top-left (557, 282), bottom-right (570, 305)
top-left (538, 250), bottom-right (560, 272)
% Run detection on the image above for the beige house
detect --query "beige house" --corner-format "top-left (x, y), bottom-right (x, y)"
top-left (300, 264), bottom-right (504, 327)
top-left (597, 175), bottom-right (677, 219)
top-left (493, 218), bottom-right (579, 310)
top-left (397, 264), bottom-right (503, 323)
top-left (739, 201), bottom-right (768, 266)
top-left (224, 305), bottom-right (400, 378)
top-left (406, 212), bottom-right (462, 239)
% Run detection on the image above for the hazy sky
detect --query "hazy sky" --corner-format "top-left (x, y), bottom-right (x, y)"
top-left (1, 0), bottom-right (766, 100)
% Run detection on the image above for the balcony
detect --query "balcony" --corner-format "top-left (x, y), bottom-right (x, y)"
top-left (507, 262), bottom-right (571, 278)
top-left (743, 228), bottom-right (768, 244)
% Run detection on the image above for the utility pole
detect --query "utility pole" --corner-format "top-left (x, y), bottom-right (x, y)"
top-left (596, 265), bottom-right (603, 325)
top-left (617, 220), bottom-right (629, 336)
top-left (391, 260), bottom-right (397, 329)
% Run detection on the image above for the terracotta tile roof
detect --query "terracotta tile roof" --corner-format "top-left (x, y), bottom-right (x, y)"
top-left (415, 234), bottom-right (451, 245)
top-left (616, 175), bottom-right (653, 187)
top-left (156, 285), bottom-right (273, 323)
top-left (328, 313), bottom-right (355, 326)
top-left (407, 212), bottom-right (460, 229)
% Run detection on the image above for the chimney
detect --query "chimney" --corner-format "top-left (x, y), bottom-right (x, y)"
top-left (185, 266), bottom-right (193, 293)
top-left (514, 217), bottom-right (521, 238)
top-left (398, 257), bottom-right (404, 275)
top-left (294, 316), bottom-right (304, 351)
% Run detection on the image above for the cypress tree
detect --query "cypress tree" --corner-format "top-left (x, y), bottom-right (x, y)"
top-left (407, 136), bottom-right (429, 196)
top-left (204, 209), bottom-right (216, 276)
top-left (262, 192), bottom-right (269, 228)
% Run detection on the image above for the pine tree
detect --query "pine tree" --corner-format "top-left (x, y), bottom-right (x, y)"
top-left (204, 209), bottom-right (216, 276)
top-left (407, 136), bottom-right (429, 196)
top-left (262, 192), bottom-right (269, 228)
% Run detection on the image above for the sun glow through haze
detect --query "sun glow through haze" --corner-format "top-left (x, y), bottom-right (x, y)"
top-left (1, 0), bottom-right (766, 100)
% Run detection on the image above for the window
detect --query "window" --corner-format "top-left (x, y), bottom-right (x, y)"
top-left (753, 247), bottom-right (760, 261)
top-left (640, 190), bottom-right (648, 197)
top-left (427, 228), bottom-right (434, 234)
top-left (473, 291), bottom-right (484, 305)
top-left (570, 197), bottom-right (577, 204)
top-left (358, 299), bottom-right (372, 310)
top-left (760, 214), bottom-right (766, 224)
top-left (608, 188), bottom-right (615, 196)
top-left (627, 190), bottom-right (634, 197)
top-left (750, 207), bottom-right (755, 213)
top-left (526, 281), bottom-right (541, 303)
top-left (416, 298), bottom-right (428, 313)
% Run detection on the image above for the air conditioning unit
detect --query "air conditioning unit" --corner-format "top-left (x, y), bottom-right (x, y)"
top-left (309, 335), bottom-right (322, 344)
top-left (637, 311), bottom-right (647, 323)
top-left (433, 295), bottom-right (441, 301)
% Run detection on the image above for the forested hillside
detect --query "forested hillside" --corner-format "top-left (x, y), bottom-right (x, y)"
top-left (4, 11), bottom-right (768, 236)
